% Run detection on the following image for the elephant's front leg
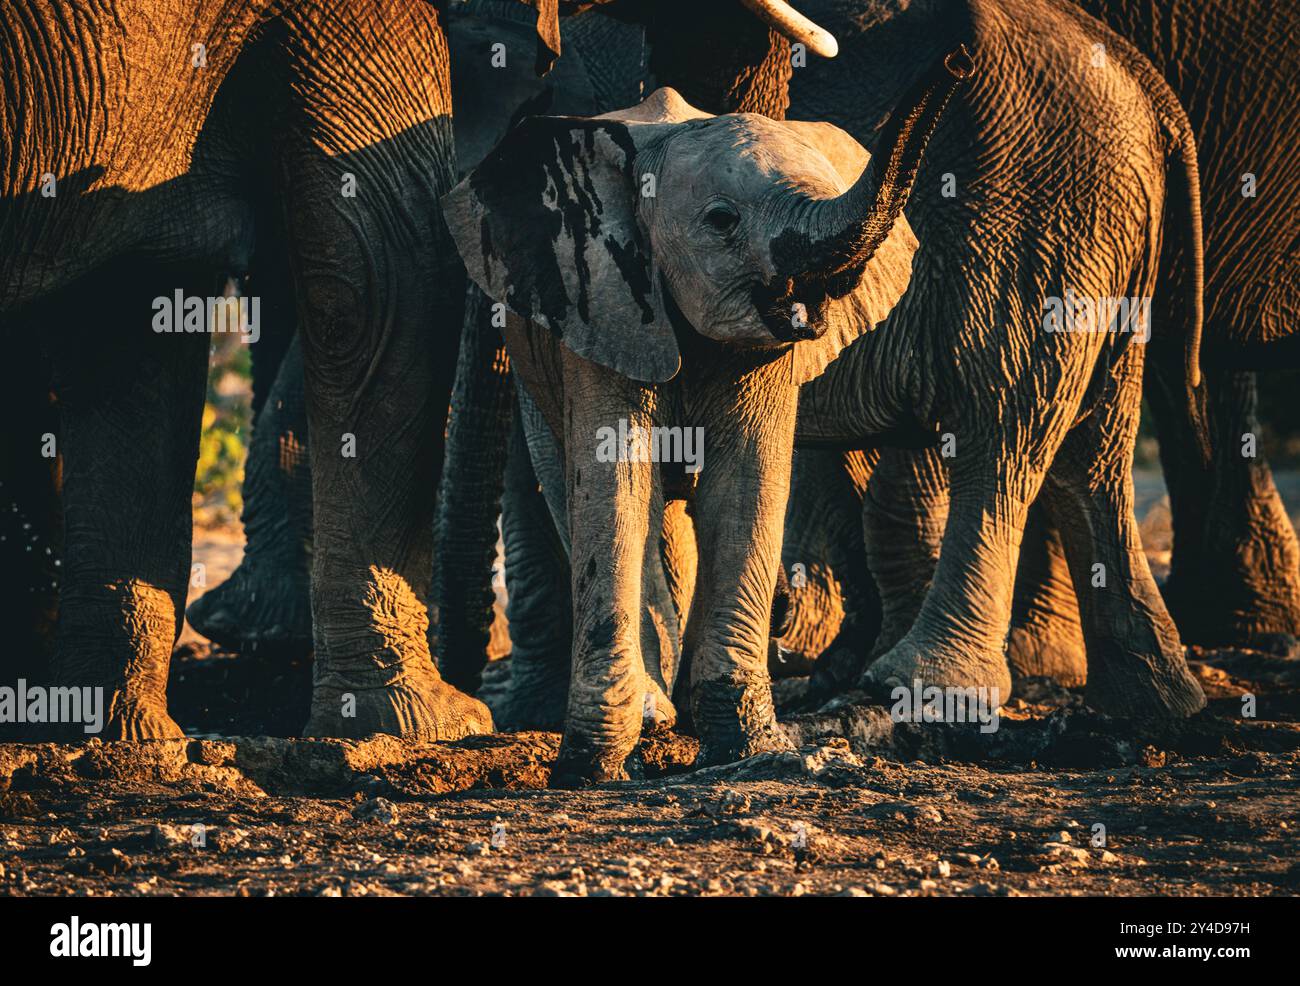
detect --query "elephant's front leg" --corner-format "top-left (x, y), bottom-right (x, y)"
top-left (860, 445), bottom-right (1029, 710)
top-left (278, 0), bottom-right (490, 741)
top-left (686, 355), bottom-right (798, 767)
top-left (50, 273), bottom-right (211, 740)
top-left (551, 350), bottom-right (659, 786)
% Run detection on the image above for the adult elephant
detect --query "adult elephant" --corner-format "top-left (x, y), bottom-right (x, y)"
top-left (0, 0), bottom-right (586, 739)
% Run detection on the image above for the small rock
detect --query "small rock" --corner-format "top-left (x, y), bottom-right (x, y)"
top-left (151, 824), bottom-right (188, 850)
top-left (933, 860), bottom-right (952, 878)
top-left (1140, 746), bottom-right (1166, 769)
top-left (351, 798), bottom-right (398, 825)
top-left (464, 841), bottom-right (490, 857)
top-left (837, 887), bottom-right (870, 897)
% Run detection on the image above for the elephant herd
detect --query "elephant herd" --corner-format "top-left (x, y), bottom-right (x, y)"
top-left (2, 0), bottom-right (1297, 786)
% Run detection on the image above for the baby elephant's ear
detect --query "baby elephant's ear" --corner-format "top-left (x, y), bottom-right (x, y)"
top-left (442, 117), bottom-right (681, 384)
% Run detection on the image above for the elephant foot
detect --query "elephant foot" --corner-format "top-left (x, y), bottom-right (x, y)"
top-left (1006, 622), bottom-right (1087, 689)
top-left (96, 696), bottom-right (186, 741)
top-left (185, 562), bottom-right (313, 655)
top-left (304, 664), bottom-right (493, 741)
top-left (861, 634), bottom-right (1013, 715)
top-left (642, 677), bottom-right (677, 730)
top-left (691, 676), bottom-right (793, 769)
top-left (549, 743), bottom-right (644, 789)
top-left (498, 654), bottom-right (570, 732)
top-left (807, 639), bottom-right (870, 703)
top-left (1084, 650), bottom-right (1206, 719)
top-left (1162, 559), bottom-right (1300, 649)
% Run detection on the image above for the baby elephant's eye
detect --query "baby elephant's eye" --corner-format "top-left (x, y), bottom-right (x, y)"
top-left (703, 203), bottom-right (740, 234)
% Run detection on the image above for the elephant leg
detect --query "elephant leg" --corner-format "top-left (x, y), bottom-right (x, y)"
top-left (551, 350), bottom-right (657, 786)
top-left (661, 498), bottom-right (698, 649)
top-left (185, 169), bottom-right (312, 655)
top-left (432, 284), bottom-right (515, 694)
top-left (783, 448), bottom-right (880, 696)
top-left (498, 410), bottom-right (573, 732)
top-left (1007, 502), bottom-right (1087, 687)
top-left (684, 353), bottom-right (797, 767)
top-left (186, 334), bottom-right (313, 654)
top-left (275, 0), bottom-right (490, 741)
top-left (0, 325), bottom-right (61, 698)
top-left (1043, 346), bottom-right (1205, 718)
top-left (862, 445), bottom-right (949, 659)
top-left (860, 442), bottom-right (1025, 708)
top-left (1147, 353), bottom-right (1300, 648)
top-left (510, 380), bottom-right (679, 734)
top-left (49, 270), bottom-right (211, 740)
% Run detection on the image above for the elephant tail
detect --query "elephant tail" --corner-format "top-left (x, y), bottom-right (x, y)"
top-left (1169, 123), bottom-right (1211, 464)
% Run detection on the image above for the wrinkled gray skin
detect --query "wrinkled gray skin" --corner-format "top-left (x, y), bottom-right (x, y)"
top-left (0, 0), bottom-right (493, 739)
top-left (1077, 0), bottom-right (1300, 649)
top-left (444, 74), bottom-right (933, 782)
top-left (785, 0), bottom-right (1300, 697)
top-left (189, 2), bottom-right (812, 741)
top-left (788, 0), bottom-right (1207, 717)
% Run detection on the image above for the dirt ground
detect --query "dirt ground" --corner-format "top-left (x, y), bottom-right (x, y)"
top-left (1, 477), bottom-right (1298, 898)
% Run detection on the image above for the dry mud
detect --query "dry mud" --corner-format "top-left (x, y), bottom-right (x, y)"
top-left (2, 645), bottom-right (1297, 898)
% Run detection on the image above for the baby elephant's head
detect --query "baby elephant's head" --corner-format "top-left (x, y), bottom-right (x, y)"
top-left (444, 49), bottom-right (970, 385)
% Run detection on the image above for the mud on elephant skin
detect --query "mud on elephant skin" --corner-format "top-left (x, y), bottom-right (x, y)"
top-left (0, 0), bottom-right (523, 741)
top-left (788, 0), bottom-right (1207, 719)
top-left (443, 54), bottom-right (967, 783)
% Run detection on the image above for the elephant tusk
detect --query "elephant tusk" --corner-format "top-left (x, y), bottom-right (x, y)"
top-left (738, 0), bottom-right (839, 58)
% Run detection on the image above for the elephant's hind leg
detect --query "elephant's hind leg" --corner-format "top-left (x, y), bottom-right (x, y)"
top-left (1146, 357), bottom-right (1300, 649)
top-left (1043, 346), bottom-right (1205, 718)
top-left (49, 270), bottom-right (211, 740)
top-left (1007, 503), bottom-right (1087, 688)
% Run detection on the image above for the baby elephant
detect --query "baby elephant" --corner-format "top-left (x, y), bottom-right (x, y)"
top-left (443, 57), bottom-right (969, 785)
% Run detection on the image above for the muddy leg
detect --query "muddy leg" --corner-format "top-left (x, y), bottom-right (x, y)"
top-left (1007, 503), bottom-right (1087, 687)
top-left (1046, 346), bottom-right (1204, 718)
top-left (50, 270), bottom-right (212, 740)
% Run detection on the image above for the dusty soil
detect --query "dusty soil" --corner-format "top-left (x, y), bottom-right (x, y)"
top-left (2, 478), bottom-right (1297, 898)
top-left (2, 645), bottom-right (1297, 898)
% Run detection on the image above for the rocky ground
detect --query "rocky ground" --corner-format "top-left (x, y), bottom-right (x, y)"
top-left (2, 477), bottom-right (1298, 898)
top-left (1, 644), bottom-right (1297, 898)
